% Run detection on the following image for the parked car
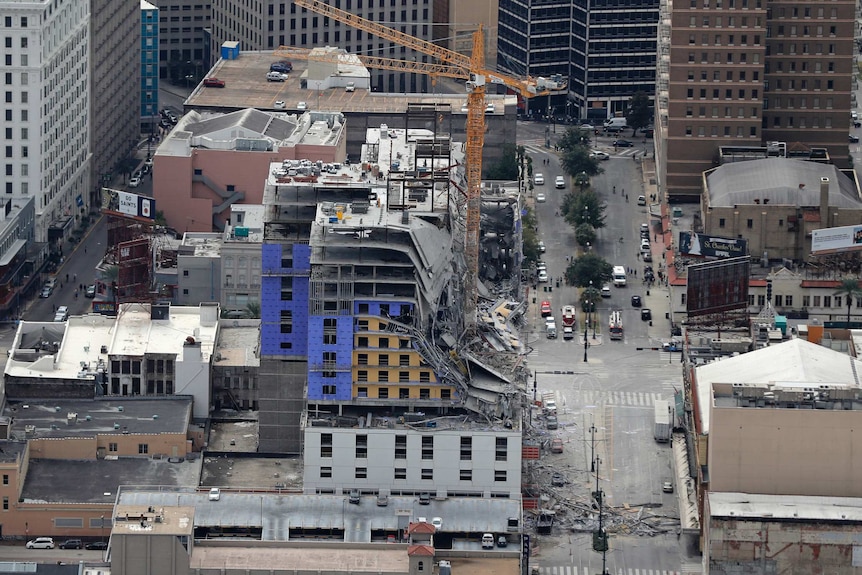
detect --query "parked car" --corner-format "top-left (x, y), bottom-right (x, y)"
top-left (534, 173), bottom-right (544, 185)
top-left (497, 535), bottom-right (508, 548)
top-left (345, 81), bottom-right (356, 92)
top-left (376, 493), bottom-right (389, 507)
top-left (85, 284), bottom-right (96, 298)
top-left (601, 284), bottom-right (612, 298)
top-left (538, 240), bottom-right (546, 253)
top-left (26, 538), bottom-right (54, 549)
top-left (538, 270), bottom-right (549, 283)
top-left (536, 192), bottom-right (546, 203)
top-left (637, 195), bottom-right (646, 206)
top-left (550, 438), bottom-right (564, 453)
top-left (297, 101), bottom-right (308, 111)
top-left (589, 150), bottom-right (610, 161)
top-left (431, 517), bottom-right (443, 529)
top-left (40, 285), bottom-right (53, 298)
top-left (662, 481), bottom-right (674, 493)
top-left (612, 139), bottom-right (634, 147)
top-left (851, 134), bottom-right (860, 143)
top-left (128, 176), bottom-right (141, 188)
top-left (631, 295), bottom-right (642, 307)
top-left (208, 488), bottom-right (221, 501)
top-left (59, 539), bottom-right (82, 550)
top-left (546, 415), bottom-right (558, 430)
top-left (270, 61), bottom-right (293, 73)
top-left (274, 100), bottom-right (286, 109)
top-left (266, 71), bottom-right (287, 82)
top-left (641, 308), bottom-right (652, 321)
top-left (85, 541), bottom-right (108, 551)
top-left (555, 175), bottom-right (566, 189)
top-left (348, 489), bottom-right (361, 504)
top-left (202, 77), bottom-right (225, 88)
top-left (419, 492), bottom-right (431, 505)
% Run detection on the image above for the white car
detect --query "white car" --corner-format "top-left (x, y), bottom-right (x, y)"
top-left (345, 82), bottom-right (356, 92)
top-left (485, 103), bottom-right (495, 113)
top-left (538, 240), bottom-right (546, 253)
top-left (274, 100), bottom-right (286, 109)
top-left (555, 175), bottom-right (566, 189)
top-left (128, 176), bottom-right (141, 188)
top-left (637, 195), bottom-right (646, 206)
top-left (536, 192), bottom-right (546, 203)
top-left (538, 270), bottom-right (549, 282)
top-left (534, 173), bottom-right (545, 185)
top-left (601, 284), bottom-right (612, 297)
top-left (26, 537), bottom-right (54, 549)
top-left (297, 101), bottom-right (307, 111)
top-left (431, 517), bottom-right (442, 529)
top-left (589, 150), bottom-right (610, 161)
top-left (208, 487), bottom-right (221, 501)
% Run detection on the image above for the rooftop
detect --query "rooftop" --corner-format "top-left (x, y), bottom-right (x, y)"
top-left (117, 489), bottom-right (522, 539)
top-left (3, 397), bottom-right (193, 440)
top-left (180, 232), bottom-right (222, 258)
top-left (185, 51), bottom-right (511, 115)
top-left (5, 304), bottom-right (219, 382)
top-left (113, 505), bottom-right (195, 537)
top-left (22, 457), bottom-right (202, 504)
top-left (303, 404), bottom-right (521, 433)
top-left (695, 338), bottom-right (862, 433)
top-left (708, 491), bottom-right (862, 522)
top-left (224, 204), bottom-right (265, 244)
top-left (213, 320), bottom-right (260, 368)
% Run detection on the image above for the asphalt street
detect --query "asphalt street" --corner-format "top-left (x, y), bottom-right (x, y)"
top-left (519, 121), bottom-right (691, 575)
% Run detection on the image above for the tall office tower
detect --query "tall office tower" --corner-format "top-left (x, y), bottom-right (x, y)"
top-left (656, 0), bottom-right (855, 201)
top-left (148, 0), bottom-right (211, 82)
top-left (497, 0), bottom-right (659, 120)
top-left (141, 1), bottom-right (160, 134)
top-left (2, 0), bottom-right (90, 244)
top-left (209, 0), bottom-right (442, 93)
top-left (90, 0), bottom-right (140, 208)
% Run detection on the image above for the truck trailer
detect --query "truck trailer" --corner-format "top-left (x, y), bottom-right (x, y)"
top-left (654, 399), bottom-right (672, 442)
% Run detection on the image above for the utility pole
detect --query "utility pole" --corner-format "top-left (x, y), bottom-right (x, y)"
top-left (590, 423), bottom-right (596, 472)
top-left (583, 325), bottom-right (588, 362)
top-left (592, 456), bottom-right (609, 575)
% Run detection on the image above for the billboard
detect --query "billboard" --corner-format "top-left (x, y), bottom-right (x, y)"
top-left (811, 225), bottom-right (862, 255)
top-left (101, 188), bottom-right (155, 220)
top-left (686, 256), bottom-right (750, 317)
top-left (679, 232), bottom-right (748, 259)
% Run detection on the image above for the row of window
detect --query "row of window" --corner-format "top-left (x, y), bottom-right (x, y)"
top-left (109, 378), bottom-right (174, 395)
top-left (111, 359), bottom-right (174, 375)
top-left (3, 17), bottom-right (29, 28)
top-left (680, 292), bottom-right (862, 308)
top-left (355, 385), bottom-right (450, 399)
top-left (319, 467), bottom-right (509, 481)
top-left (106, 443), bottom-right (150, 454)
top-left (320, 434), bottom-right (507, 460)
top-left (684, 125), bottom-right (758, 137)
top-left (688, 0), bottom-right (763, 9)
top-left (355, 371), bottom-right (436, 384)
top-left (687, 51), bottom-right (760, 64)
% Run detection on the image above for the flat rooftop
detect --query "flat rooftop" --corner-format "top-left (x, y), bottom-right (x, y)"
top-left (304, 405), bottom-right (521, 433)
top-left (214, 321), bottom-right (260, 367)
top-left (22, 457), bottom-right (202, 504)
top-left (188, 546), bottom-right (517, 575)
top-left (4, 398), bottom-right (193, 440)
top-left (709, 491), bottom-right (862, 522)
top-left (186, 52), bottom-right (512, 115)
top-left (180, 233), bottom-right (222, 258)
top-left (117, 490), bottom-right (522, 541)
top-left (113, 505), bottom-right (194, 536)
top-left (200, 448), bottom-right (302, 489)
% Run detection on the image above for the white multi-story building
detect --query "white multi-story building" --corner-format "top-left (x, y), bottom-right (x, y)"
top-left (2, 0), bottom-right (91, 244)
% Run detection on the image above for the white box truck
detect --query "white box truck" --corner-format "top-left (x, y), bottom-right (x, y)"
top-left (612, 265), bottom-right (627, 286)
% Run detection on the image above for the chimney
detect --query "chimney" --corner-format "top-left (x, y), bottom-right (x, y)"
top-left (819, 177), bottom-right (830, 227)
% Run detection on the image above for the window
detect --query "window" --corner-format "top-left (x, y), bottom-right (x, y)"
top-left (399, 387), bottom-right (409, 398)
top-left (399, 371), bottom-right (409, 383)
top-left (785, 295), bottom-right (793, 307)
top-left (441, 389), bottom-right (451, 400)
top-left (420, 371), bottom-right (431, 383)
top-left (379, 337), bottom-right (389, 348)
top-left (108, 443), bottom-right (118, 452)
top-left (138, 444), bottom-right (149, 454)
top-left (422, 436), bottom-right (433, 460)
top-left (460, 469), bottom-right (472, 481)
top-left (378, 386), bottom-right (389, 398)
top-left (803, 295), bottom-right (810, 307)
top-left (774, 295), bottom-right (783, 307)
top-left (421, 468), bottom-right (433, 480)
top-left (747, 219), bottom-right (753, 228)
top-left (1, 474), bottom-right (7, 485)
top-left (824, 296), bottom-right (832, 308)
top-left (320, 433), bottom-right (333, 458)
top-left (496, 437), bottom-right (508, 461)
top-left (394, 468), bottom-right (407, 480)
top-left (813, 296), bottom-right (821, 307)
top-left (379, 354), bottom-right (389, 366)
top-left (719, 218), bottom-right (726, 228)
top-left (320, 466), bottom-right (332, 478)
top-left (357, 370), bottom-right (368, 382)
top-left (356, 434), bottom-right (368, 458)
top-left (357, 336), bottom-right (368, 347)
top-left (322, 384), bottom-right (336, 395)
top-left (358, 353), bottom-right (368, 365)
top-left (395, 435), bottom-right (407, 459)
top-left (379, 371), bottom-right (389, 382)
top-left (355, 467), bottom-right (367, 479)
top-left (494, 470), bottom-right (507, 482)
top-left (460, 436), bottom-right (472, 460)
top-left (2, 497), bottom-right (7, 510)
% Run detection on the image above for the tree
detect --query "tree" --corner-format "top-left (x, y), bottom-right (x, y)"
top-left (834, 278), bottom-right (862, 324)
top-left (521, 207), bottom-right (540, 262)
top-left (560, 145), bottom-right (603, 181)
top-left (561, 190), bottom-right (606, 229)
top-left (484, 143), bottom-right (519, 180)
top-left (575, 223), bottom-right (596, 247)
top-left (245, 301), bottom-right (261, 319)
top-left (626, 91), bottom-right (653, 135)
top-left (566, 253), bottom-right (613, 288)
top-left (580, 286), bottom-right (601, 312)
top-left (557, 127), bottom-right (590, 152)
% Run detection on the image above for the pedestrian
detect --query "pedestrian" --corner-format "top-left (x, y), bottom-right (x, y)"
top-left (73, 274), bottom-right (77, 282)
top-left (65, 273), bottom-right (69, 282)
top-left (79, 283), bottom-right (83, 291)
top-left (613, 186), bottom-right (616, 194)
top-left (636, 252), bottom-right (640, 260)
top-left (84, 247), bottom-right (87, 254)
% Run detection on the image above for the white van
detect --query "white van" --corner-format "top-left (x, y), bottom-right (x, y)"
top-left (482, 533), bottom-right (495, 549)
top-left (612, 265), bottom-right (627, 286)
top-left (604, 117), bottom-right (627, 129)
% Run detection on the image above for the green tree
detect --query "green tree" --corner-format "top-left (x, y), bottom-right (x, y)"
top-left (834, 278), bottom-right (862, 324)
top-left (521, 207), bottom-right (540, 262)
top-left (561, 190), bottom-right (606, 229)
top-left (575, 223), bottom-right (597, 247)
top-left (580, 286), bottom-right (601, 312)
top-left (557, 127), bottom-right (590, 152)
top-left (560, 145), bottom-right (603, 180)
top-left (484, 143), bottom-right (519, 180)
top-left (626, 91), bottom-right (653, 135)
top-left (245, 301), bottom-right (261, 319)
top-left (566, 253), bottom-right (613, 288)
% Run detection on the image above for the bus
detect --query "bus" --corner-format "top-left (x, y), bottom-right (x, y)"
top-left (609, 310), bottom-right (623, 340)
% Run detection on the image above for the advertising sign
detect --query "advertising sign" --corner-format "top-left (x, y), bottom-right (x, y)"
top-left (686, 257), bottom-right (750, 317)
top-left (679, 232), bottom-right (748, 259)
top-left (118, 191), bottom-right (155, 220)
top-left (811, 225), bottom-right (862, 255)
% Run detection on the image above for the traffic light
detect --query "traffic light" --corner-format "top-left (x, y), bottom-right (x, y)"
top-left (592, 529), bottom-right (608, 552)
top-left (766, 280), bottom-right (773, 302)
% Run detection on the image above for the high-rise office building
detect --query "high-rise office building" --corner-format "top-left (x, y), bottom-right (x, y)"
top-left (2, 0), bottom-right (90, 244)
top-left (148, 0), bottom-right (211, 82)
top-left (656, 0), bottom-right (855, 201)
top-left (497, 0), bottom-right (659, 120)
top-left (141, 0), bottom-right (160, 134)
top-left (90, 0), bottom-right (141, 209)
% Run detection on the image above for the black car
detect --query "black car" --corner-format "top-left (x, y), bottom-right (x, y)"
top-left (612, 139), bottom-right (634, 147)
top-left (641, 308), bottom-right (652, 321)
top-left (85, 541), bottom-right (108, 551)
top-left (270, 61), bottom-right (293, 73)
top-left (851, 135), bottom-right (860, 143)
top-left (59, 539), bottom-right (82, 549)
top-left (631, 295), bottom-right (642, 307)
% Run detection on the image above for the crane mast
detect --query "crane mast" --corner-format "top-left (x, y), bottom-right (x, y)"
top-left (292, 0), bottom-right (546, 332)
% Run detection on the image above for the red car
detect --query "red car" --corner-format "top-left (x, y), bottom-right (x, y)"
top-left (540, 301), bottom-right (552, 317)
top-left (203, 77), bottom-right (226, 88)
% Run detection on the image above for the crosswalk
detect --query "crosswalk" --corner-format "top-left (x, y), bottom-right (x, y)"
top-left (572, 390), bottom-right (664, 407)
top-left (536, 566), bottom-right (681, 575)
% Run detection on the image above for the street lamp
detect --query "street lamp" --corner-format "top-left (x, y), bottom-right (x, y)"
top-left (590, 422), bottom-right (597, 472)
top-left (583, 322), bottom-right (588, 362)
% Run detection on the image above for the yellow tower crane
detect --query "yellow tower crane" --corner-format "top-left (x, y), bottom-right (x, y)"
top-left (286, 0), bottom-right (560, 330)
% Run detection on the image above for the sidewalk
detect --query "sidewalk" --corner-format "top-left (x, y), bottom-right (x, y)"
top-left (638, 154), bottom-right (673, 343)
